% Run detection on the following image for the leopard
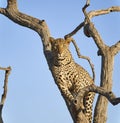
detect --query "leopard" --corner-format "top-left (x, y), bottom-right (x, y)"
top-left (49, 37), bottom-right (95, 123)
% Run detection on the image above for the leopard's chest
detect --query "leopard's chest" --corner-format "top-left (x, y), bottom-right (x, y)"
top-left (52, 62), bottom-right (77, 88)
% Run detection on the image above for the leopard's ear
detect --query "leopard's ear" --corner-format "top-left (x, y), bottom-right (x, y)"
top-left (49, 37), bottom-right (55, 43)
top-left (65, 37), bottom-right (72, 44)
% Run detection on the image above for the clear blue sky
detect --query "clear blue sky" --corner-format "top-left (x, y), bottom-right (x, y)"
top-left (0, 0), bottom-right (120, 123)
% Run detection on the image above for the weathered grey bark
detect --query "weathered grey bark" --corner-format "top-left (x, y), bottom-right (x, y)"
top-left (0, 0), bottom-right (120, 123)
top-left (94, 50), bottom-right (114, 123)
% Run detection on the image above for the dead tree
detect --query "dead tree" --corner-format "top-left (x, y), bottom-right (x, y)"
top-left (0, 0), bottom-right (120, 123)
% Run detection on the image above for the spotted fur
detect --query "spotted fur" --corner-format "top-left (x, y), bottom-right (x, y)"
top-left (49, 37), bottom-right (94, 123)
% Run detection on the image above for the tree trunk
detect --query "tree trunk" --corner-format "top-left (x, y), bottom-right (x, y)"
top-left (94, 49), bottom-right (114, 123)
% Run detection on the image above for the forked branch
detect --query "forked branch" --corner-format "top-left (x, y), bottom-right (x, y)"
top-left (65, 3), bottom-right (120, 54)
top-left (73, 83), bottom-right (120, 123)
top-left (111, 40), bottom-right (120, 55)
top-left (75, 84), bottom-right (120, 112)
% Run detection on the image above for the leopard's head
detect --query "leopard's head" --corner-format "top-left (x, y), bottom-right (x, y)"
top-left (49, 37), bottom-right (73, 66)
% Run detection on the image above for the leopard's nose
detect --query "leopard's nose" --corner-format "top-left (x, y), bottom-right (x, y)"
top-left (58, 46), bottom-right (63, 54)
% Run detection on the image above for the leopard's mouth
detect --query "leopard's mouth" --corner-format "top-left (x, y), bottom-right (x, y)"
top-left (57, 54), bottom-right (65, 60)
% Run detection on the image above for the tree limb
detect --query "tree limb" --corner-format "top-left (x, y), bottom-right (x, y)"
top-left (82, 2), bottom-right (107, 52)
top-left (88, 6), bottom-right (120, 19)
top-left (0, 66), bottom-right (11, 105)
top-left (65, 5), bottom-right (120, 56)
top-left (0, 0), bottom-right (51, 52)
top-left (0, 66), bottom-right (11, 123)
top-left (0, 67), bottom-right (11, 71)
top-left (75, 84), bottom-right (120, 111)
top-left (71, 38), bottom-right (95, 81)
top-left (111, 40), bottom-right (120, 55)
top-left (73, 83), bottom-right (120, 123)
top-left (64, 0), bottom-right (90, 39)
top-left (65, 1), bottom-right (108, 52)
top-left (5, 6), bottom-right (43, 33)
top-left (64, 22), bottom-right (84, 38)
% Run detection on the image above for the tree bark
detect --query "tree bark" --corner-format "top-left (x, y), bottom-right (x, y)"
top-left (94, 49), bottom-right (114, 123)
top-left (0, 67), bottom-right (11, 123)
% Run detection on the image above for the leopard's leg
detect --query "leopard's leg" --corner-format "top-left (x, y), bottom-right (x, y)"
top-left (83, 92), bottom-right (95, 123)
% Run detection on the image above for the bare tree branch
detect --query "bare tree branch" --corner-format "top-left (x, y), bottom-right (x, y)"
top-left (82, 2), bottom-right (107, 52)
top-left (65, 0), bottom-right (108, 52)
top-left (0, 67), bottom-right (11, 71)
top-left (75, 84), bottom-right (120, 111)
top-left (0, 105), bottom-right (3, 123)
top-left (71, 38), bottom-right (95, 81)
top-left (64, 22), bottom-right (84, 39)
top-left (0, 0), bottom-right (51, 52)
top-left (5, 8), bottom-right (43, 32)
top-left (88, 6), bottom-right (120, 19)
top-left (111, 40), bottom-right (120, 55)
top-left (73, 83), bottom-right (120, 123)
top-left (0, 66), bottom-right (11, 123)
top-left (0, 66), bottom-right (11, 105)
